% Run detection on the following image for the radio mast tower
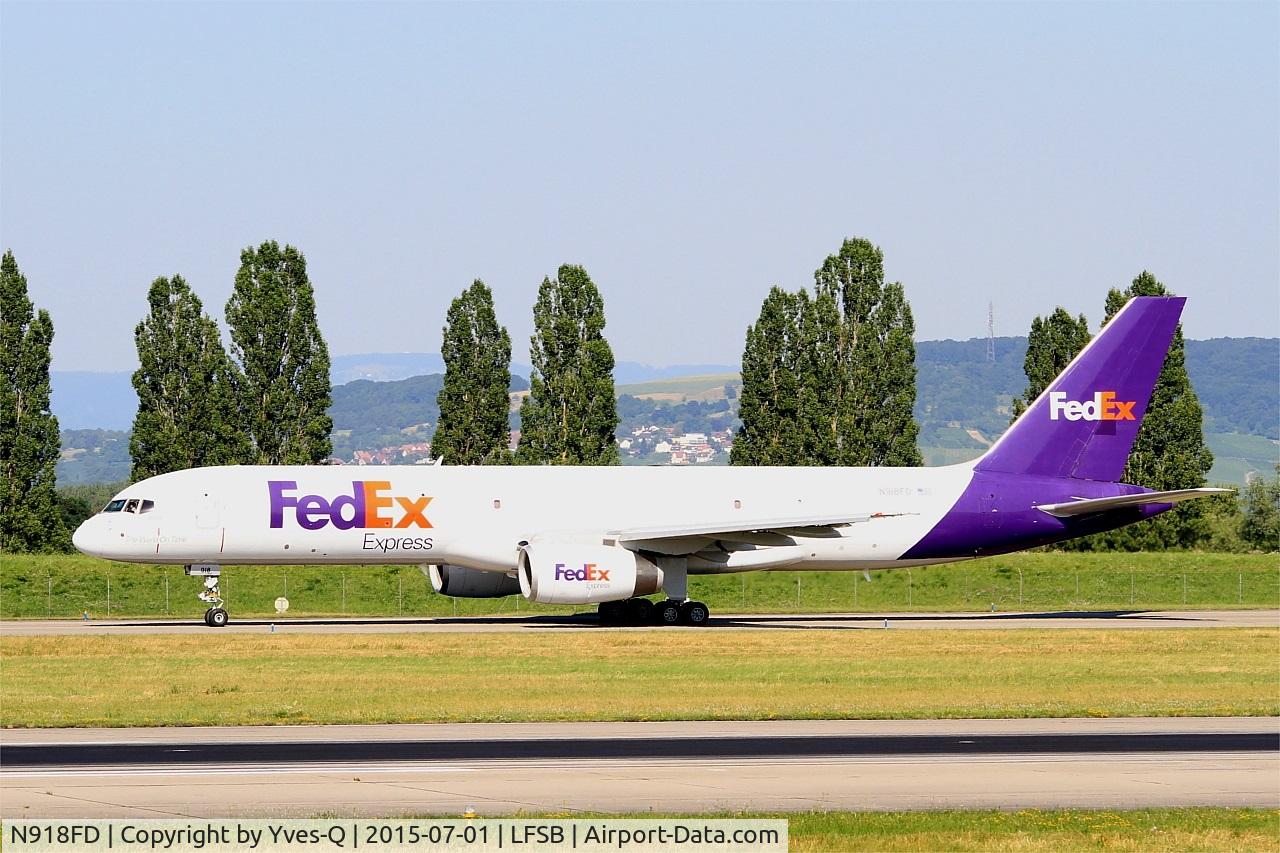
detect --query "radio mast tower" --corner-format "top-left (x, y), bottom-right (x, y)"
top-left (986, 302), bottom-right (995, 363)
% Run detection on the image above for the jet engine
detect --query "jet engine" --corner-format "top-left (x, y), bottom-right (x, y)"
top-left (517, 543), bottom-right (662, 604)
top-left (425, 564), bottom-right (521, 598)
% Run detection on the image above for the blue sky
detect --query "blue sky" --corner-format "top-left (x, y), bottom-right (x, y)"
top-left (2, 1), bottom-right (1276, 372)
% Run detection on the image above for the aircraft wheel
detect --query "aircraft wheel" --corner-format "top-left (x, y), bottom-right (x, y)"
top-left (679, 600), bottom-right (709, 626)
top-left (655, 600), bottom-right (682, 626)
top-left (626, 597), bottom-right (654, 626)
top-left (208, 608), bottom-right (229, 628)
top-left (203, 608), bottom-right (214, 627)
top-left (598, 600), bottom-right (624, 625)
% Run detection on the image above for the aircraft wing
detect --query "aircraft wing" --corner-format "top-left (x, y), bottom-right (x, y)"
top-left (611, 512), bottom-right (910, 553)
top-left (1034, 488), bottom-right (1233, 518)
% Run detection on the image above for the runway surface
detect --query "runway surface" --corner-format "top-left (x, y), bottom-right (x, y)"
top-left (3, 718), bottom-right (1277, 817)
top-left (3, 608), bottom-right (1275, 635)
top-left (5, 729), bottom-right (1275, 768)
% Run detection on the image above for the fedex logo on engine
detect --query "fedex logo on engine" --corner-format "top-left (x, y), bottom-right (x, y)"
top-left (1048, 391), bottom-right (1136, 422)
top-left (554, 563), bottom-right (611, 582)
top-left (268, 481), bottom-right (432, 530)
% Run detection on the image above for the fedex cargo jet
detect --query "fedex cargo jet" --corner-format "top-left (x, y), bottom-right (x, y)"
top-left (73, 296), bottom-right (1227, 627)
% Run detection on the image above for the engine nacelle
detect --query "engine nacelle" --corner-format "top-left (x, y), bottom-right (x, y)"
top-left (425, 564), bottom-right (521, 598)
top-left (517, 543), bottom-right (662, 605)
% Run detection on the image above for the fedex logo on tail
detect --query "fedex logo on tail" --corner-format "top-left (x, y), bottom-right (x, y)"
top-left (555, 563), bottom-right (610, 582)
top-left (269, 481), bottom-right (432, 530)
top-left (1048, 391), bottom-right (1136, 422)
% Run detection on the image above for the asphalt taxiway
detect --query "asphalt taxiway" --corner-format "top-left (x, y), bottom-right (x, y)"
top-left (2, 608), bottom-right (1275, 635)
top-left (3, 718), bottom-right (1277, 817)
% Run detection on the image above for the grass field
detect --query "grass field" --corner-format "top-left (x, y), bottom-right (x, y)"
top-left (0, 552), bottom-right (1275, 620)
top-left (616, 373), bottom-right (739, 400)
top-left (489, 809), bottom-right (1280, 852)
top-left (777, 808), bottom-right (1280, 852)
top-left (1206, 432), bottom-right (1279, 486)
top-left (2, 628), bottom-right (1275, 727)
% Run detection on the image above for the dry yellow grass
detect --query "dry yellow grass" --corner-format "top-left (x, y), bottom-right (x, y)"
top-left (2, 628), bottom-right (1276, 728)
top-left (783, 807), bottom-right (1280, 852)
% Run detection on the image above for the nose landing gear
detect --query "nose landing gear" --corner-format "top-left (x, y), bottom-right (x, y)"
top-left (185, 564), bottom-right (228, 627)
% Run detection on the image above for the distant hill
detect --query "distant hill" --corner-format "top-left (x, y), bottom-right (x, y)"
top-left (51, 356), bottom-right (741, 429)
top-left (56, 429), bottom-right (130, 485)
top-left (330, 352), bottom-right (739, 385)
top-left (52, 337), bottom-right (1276, 485)
top-left (1185, 338), bottom-right (1278, 438)
top-left (915, 336), bottom-right (1029, 444)
top-left (329, 373), bottom-right (529, 460)
top-left (912, 336), bottom-right (1279, 481)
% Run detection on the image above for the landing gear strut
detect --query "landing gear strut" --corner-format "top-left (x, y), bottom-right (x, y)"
top-left (186, 564), bottom-right (228, 628)
top-left (594, 556), bottom-right (709, 626)
top-left (659, 556), bottom-right (709, 625)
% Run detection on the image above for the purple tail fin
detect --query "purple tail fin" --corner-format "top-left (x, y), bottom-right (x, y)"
top-left (976, 295), bottom-right (1184, 482)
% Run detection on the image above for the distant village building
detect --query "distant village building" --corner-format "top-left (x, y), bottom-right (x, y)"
top-left (345, 442), bottom-right (434, 466)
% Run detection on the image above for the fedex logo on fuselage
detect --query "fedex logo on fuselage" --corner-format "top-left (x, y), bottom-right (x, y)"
top-left (555, 563), bottom-right (610, 582)
top-left (268, 481), bottom-right (432, 530)
top-left (1048, 391), bottom-right (1136, 422)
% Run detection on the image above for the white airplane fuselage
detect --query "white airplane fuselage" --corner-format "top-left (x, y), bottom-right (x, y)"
top-left (73, 463), bottom-right (976, 573)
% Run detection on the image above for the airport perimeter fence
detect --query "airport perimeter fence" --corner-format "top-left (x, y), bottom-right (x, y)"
top-left (1, 555), bottom-right (1277, 619)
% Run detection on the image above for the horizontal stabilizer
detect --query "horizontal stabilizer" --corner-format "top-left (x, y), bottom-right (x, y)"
top-left (1034, 488), bottom-right (1233, 518)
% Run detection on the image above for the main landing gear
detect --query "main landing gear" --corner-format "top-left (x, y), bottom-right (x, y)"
top-left (597, 598), bottom-right (710, 627)
top-left (597, 556), bottom-right (708, 626)
top-left (185, 564), bottom-right (228, 628)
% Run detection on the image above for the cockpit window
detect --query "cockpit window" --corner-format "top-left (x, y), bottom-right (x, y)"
top-left (102, 498), bottom-right (154, 514)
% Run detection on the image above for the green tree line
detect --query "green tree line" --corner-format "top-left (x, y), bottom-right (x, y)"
top-left (4, 242), bottom-right (1274, 555)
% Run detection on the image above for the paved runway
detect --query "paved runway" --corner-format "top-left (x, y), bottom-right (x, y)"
top-left (2, 608), bottom-right (1275, 635)
top-left (3, 719), bottom-right (1277, 817)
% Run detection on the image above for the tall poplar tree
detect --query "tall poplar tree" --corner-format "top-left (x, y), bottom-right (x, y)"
top-left (225, 241), bottom-right (333, 464)
top-left (1, 251), bottom-right (69, 552)
top-left (516, 264), bottom-right (619, 465)
top-left (1088, 272), bottom-right (1213, 550)
top-left (1010, 307), bottom-right (1091, 421)
top-left (797, 289), bottom-right (842, 464)
top-left (870, 281), bottom-right (924, 466)
top-left (433, 280), bottom-right (513, 464)
top-left (812, 237), bottom-right (923, 466)
top-left (130, 275), bottom-right (249, 480)
top-left (732, 287), bottom-right (809, 465)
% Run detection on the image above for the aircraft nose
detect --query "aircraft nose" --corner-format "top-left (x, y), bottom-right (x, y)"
top-left (73, 516), bottom-right (108, 557)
